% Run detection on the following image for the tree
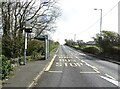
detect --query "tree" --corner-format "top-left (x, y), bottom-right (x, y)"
top-left (65, 39), bottom-right (74, 46)
top-left (0, 0), bottom-right (61, 58)
top-left (93, 30), bottom-right (120, 54)
top-left (77, 40), bottom-right (85, 47)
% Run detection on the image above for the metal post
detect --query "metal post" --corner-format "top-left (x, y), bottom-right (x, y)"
top-left (45, 38), bottom-right (47, 60)
top-left (100, 9), bottom-right (102, 53)
top-left (94, 8), bottom-right (102, 53)
top-left (48, 39), bottom-right (49, 57)
top-left (24, 32), bottom-right (27, 65)
top-left (100, 9), bottom-right (102, 36)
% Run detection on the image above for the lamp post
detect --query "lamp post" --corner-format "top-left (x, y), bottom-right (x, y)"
top-left (94, 8), bottom-right (102, 53)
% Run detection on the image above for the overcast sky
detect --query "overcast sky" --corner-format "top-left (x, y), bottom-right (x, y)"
top-left (52, 0), bottom-right (120, 44)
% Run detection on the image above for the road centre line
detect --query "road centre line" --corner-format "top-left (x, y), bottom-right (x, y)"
top-left (99, 75), bottom-right (119, 86)
top-left (45, 54), bottom-right (57, 71)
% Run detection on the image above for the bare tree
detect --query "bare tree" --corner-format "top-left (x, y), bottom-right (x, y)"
top-left (0, 0), bottom-right (61, 58)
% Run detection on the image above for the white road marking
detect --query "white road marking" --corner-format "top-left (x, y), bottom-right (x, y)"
top-left (91, 66), bottom-right (98, 70)
top-left (105, 74), bottom-right (116, 80)
top-left (80, 62), bottom-right (83, 65)
top-left (69, 63), bottom-right (73, 67)
top-left (73, 60), bottom-right (76, 62)
top-left (77, 58), bottom-right (80, 60)
top-left (64, 63), bottom-right (68, 66)
top-left (59, 57), bottom-right (62, 59)
top-left (85, 63), bottom-right (98, 70)
top-left (48, 71), bottom-right (62, 73)
top-left (79, 53), bottom-right (86, 56)
top-left (73, 63), bottom-right (77, 67)
top-left (64, 57), bottom-right (66, 59)
top-left (93, 69), bottom-right (100, 73)
top-left (56, 62), bottom-right (59, 64)
top-left (64, 59), bottom-right (67, 62)
top-left (59, 59), bottom-right (62, 62)
top-left (59, 62), bottom-right (62, 66)
top-left (100, 75), bottom-right (119, 86)
top-left (76, 57), bottom-right (78, 59)
top-left (76, 63), bottom-right (81, 67)
top-left (80, 72), bottom-right (100, 74)
top-left (68, 59), bottom-right (71, 62)
top-left (85, 62), bottom-right (93, 68)
top-left (45, 54), bottom-right (57, 71)
top-left (81, 60), bottom-right (85, 63)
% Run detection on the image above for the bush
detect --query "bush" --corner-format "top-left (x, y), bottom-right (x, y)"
top-left (2, 55), bottom-right (13, 80)
top-left (81, 46), bottom-right (100, 54)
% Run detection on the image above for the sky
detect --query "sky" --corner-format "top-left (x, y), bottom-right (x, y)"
top-left (52, 0), bottom-right (120, 44)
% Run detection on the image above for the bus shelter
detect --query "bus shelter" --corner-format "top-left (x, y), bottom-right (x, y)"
top-left (34, 35), bottom-right (49, 60)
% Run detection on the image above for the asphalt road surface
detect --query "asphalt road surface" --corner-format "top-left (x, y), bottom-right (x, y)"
top-left (33, 45), bottom-right (120, 87)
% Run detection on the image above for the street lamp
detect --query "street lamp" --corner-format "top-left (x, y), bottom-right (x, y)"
top-left (94, 8), bottom-right (102, 53)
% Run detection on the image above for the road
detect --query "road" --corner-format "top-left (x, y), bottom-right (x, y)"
top-left (33, 45), bottom-right (120, 87)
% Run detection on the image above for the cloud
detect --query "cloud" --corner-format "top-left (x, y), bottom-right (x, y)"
top-left (52, 0), bottom-right (119, 44)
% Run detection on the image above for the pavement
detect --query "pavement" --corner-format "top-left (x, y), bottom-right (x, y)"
top-left (1, 48), bottom-right (57, 89)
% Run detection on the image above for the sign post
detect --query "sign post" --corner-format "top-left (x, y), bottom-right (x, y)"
top-left (23, 28), bottom-right (32, 65)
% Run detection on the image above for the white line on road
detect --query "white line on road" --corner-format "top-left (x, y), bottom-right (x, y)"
top-left (80, 62), bottom-right (83, 65)
top-left (81, 60), bottom-right (85, 63)
top-left (76, 57), bottom-right (78, 59)
top-left (73, 63), bottom-right (77, 67)
top-left (65, 63), bottom-right (68, 66)
top-left (69, 63), bottom-right (73, 67)
top-left (76, 63), bottom-right (81, 67)
top-left (45, 54), bottom-right (57, 71)
top-left (73, 60), bottom-right (76, 62)
top-left (68, 59), bottom-right (71, 62)
top-left (100, 75), bottom-right (119, 86)
top-left (48, 71), bottom-right (62, 73)
top-left (59, 59), bottom-right (62, 62)
top-left (93, 69), bottom-right (100, 73)
top-left (80, 72), bottom-right (100, 74)
top-left (105, 74), bottom-right (116, 80)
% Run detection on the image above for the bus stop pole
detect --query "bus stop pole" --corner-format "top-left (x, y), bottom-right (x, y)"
top-left (24, 32), bottom-right (27, 65)
top-left (45, 38), bottom-right (47, 60)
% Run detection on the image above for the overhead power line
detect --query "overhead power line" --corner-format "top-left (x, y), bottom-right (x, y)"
top-left (79, 2), bottom-right (119, 34)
